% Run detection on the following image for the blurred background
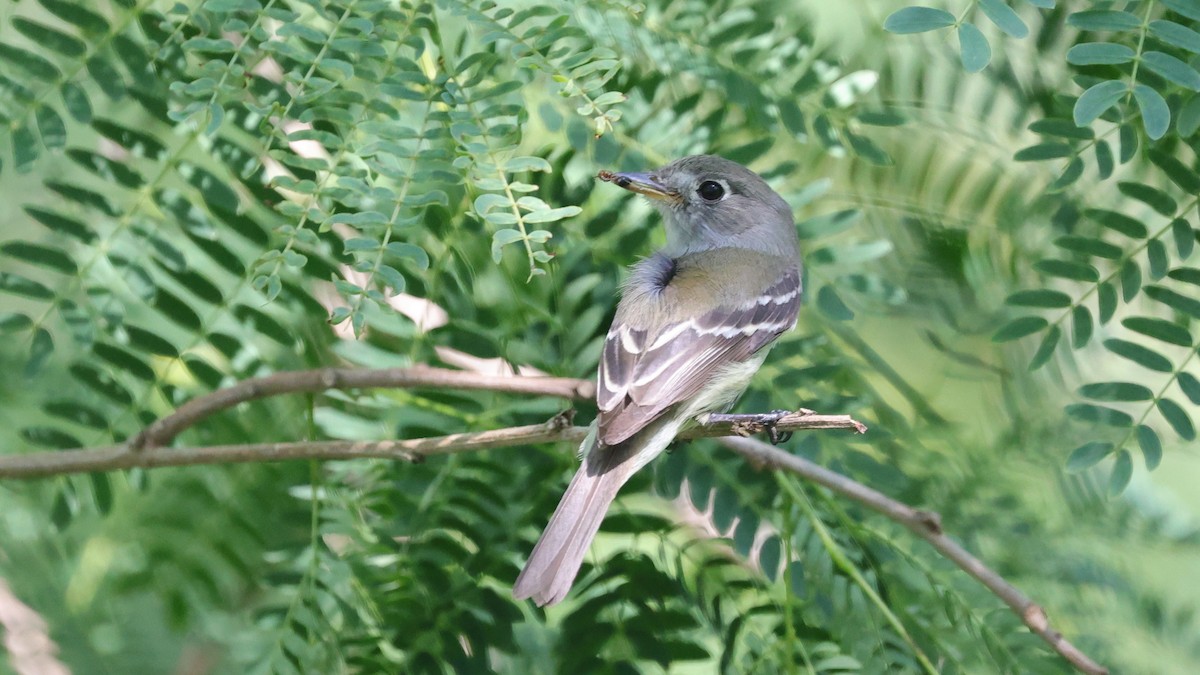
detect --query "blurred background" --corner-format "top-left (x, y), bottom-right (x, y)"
top-left (0, 0), bottom-right (1198, 672)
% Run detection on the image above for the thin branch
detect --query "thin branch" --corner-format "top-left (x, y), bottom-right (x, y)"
top-left (718, 435), bottom-right (1109, 675)
top-left (129, 365), bottom-right (595, 450)
top-left (0, 410), bottom-right (863, 479)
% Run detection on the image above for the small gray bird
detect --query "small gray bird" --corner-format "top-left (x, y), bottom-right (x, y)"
top-left (512, 155), bottom-right (803, 606)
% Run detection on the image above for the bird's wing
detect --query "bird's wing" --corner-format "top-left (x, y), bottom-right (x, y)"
top-left (596, 268), bottom-right (801, 446)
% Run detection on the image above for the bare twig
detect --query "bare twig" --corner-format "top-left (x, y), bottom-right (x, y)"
top-left (718, 436), bottom-right (1109, 675)
top-left (129, 365), bottom-right (595, 450)
top-left (0, 411), bottom-right (862, 479)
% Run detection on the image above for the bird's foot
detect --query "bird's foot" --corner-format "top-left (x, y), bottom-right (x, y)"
top-left (705, 410), bottom-right (794, 444)
top-left (763, 409), bottom-right (793, 445)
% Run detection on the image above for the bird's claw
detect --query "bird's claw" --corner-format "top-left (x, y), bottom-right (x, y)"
top-left (764, 409), bottom-right (792, 445)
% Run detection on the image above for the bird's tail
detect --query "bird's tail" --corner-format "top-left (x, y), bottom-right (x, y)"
top-left (513, 420), bottom-right (676, 606)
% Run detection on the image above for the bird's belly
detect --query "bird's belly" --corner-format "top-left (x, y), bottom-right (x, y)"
top-left (682, 351), bottom-right (770, 423)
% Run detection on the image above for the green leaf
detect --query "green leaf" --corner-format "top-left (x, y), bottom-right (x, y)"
top-left (522, 205), bottom-right (581, 223)
top-left (1055, 235), bottom-right (1122, 259)
top-left (759, 535), bottom-right (781, 581)
top-left (122, 326), bottom-right (175, 358)
top-left (817, 285), bottom-right (854, 320)
top-left (1181, 95), bottom-right (1200, 136)
top-left (1148, 239), bottom-right (1169, 279)
top-left (1176, 369), bottom-right (1200, 408)
top-left (1121, 260), bottom-right (1141, 301)
top-left (1050, 156), bottom-right (1085, 191)
top-left (0, 241), bottom-right (76, 274)
top-left (0, 43), bottom-right (60, 80)
top-left (1084, 208), bottom-right (1147, 238)
top-left (1158, 398), bottom-right (1196, 440)
top-left (0, 272), bottom-right (53, 299)
top-left (503, 156), bottom-right (552, 172)
top-left (1120, 123), bottom-right (1139, 162)
top-left (1079, 381), bottom-right (1154, 401)
top-left (26, 328), bottom-right (53, 377)
top-left (1074, 80), bottom-right (1127, 127)
top-left (13, 125), bottom-right (39, 173)
top-left (0, 313), bottom-right (32, 333)
top-left (883, 7), bottom-right (956, 34)
top-left (1104, 338), bottom-right (1173, 372)
top-left (1006, 289), bottom-right (1071, 308)
top-left (1066, 441), bottom-right (1115, 472)
top-left (1066, 403), bottom-right (1134, 427)
top-left (1095, 140), bottom-right (1114, 178)
top-left (1150, 20), bottom-right (1200, 54)
top-left (958, 22), bottom-right (991, 73)
top-left (35, 106), bottom-right (67, 150)
top-left (1072, 305), bottom-right (1093, 348)
top-left (86, 56), bottom-right (125, 100)
top-left (1029, 325), bottom-right (1060, 370)
top-left (491, 228), bottom-right (525, 262)
top-left (1029, 117), bottom-right (1094, 139)
top-left (1109, 450), bottom-right (1133, 496)
top-left (1119, 182), bottom-right (1177, 217)
top-left (1137, 425), bottom-right (1163, 470)
top-left (1099, 281), bottom-right (1118, 323)
top-left (1068, 10), bottom-right (1141, 31)
top-left (847, 131), bottom-right (894, 165)
top-left (1067, 42), bottom-right (1135, 65)
top-left (1150, 151), bottom-right (1200, 193)
top-left (1172, 218), bottom-right (1195, 259)
top-left (1145, 284), bottom-right (1200, 318)
top-left (13, 18), bottom-right (86, 57)
top-left (1169, 267), bottom-right (1200, 286)
top-left (1132, 85), bottom-right (1170, 140)
top-left (1013, 142), bottom-right (1072, 161)
top-left (1035, 259), bottom-right (1099, 282)
top-left (61, 82), bottom-right (92, 123)
top-left (993, 316), bottom-right (1047, 342)
top-left (1162, 0), bottom-right (1200, 23)
top-left (1142, 51), bottom-right (1200, 90)
top-left (39, 0), bottom-right (110, 33)
top-left (384, 243), bottom-right (430, 269)
top-left (1180, 372), bottom-right (1200, 404)
top-left (1123, 316), bottom-right (1193, 346)
top-left (980, 0), bottom-right (1028, 37)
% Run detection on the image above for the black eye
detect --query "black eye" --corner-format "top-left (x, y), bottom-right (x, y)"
top-left (697, 180), bottom-right (724, 201)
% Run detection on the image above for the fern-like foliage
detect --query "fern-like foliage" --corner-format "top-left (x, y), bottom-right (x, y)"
top-left (1, 0), bottom-right (1198, 673)
top-left (887, 0), bottom-right (1200, 493)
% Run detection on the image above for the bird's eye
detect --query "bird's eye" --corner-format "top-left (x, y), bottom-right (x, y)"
top-left (697, 180), bottom-right (725, 202)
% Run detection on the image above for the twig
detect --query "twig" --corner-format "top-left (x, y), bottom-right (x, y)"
top-left (718, 436), bottom-right (1109, 675)
top-left (129, 365), bottom-right (595, 450)
top-left (0, 411), bottom-right (862, 479)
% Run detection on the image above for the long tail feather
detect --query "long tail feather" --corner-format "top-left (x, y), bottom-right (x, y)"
top-left (513, 420), bottom-right (678, 606)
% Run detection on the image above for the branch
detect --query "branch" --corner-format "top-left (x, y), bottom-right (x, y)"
top-left (718, 436), bottom-right (1109, 675)
top-left (129, 365), bottom-right (596, 450)
top-left (0, 410), bottom-right (863, 479)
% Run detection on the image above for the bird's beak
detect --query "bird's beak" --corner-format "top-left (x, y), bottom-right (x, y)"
top-left (598, 170), bottom-right (677, 201)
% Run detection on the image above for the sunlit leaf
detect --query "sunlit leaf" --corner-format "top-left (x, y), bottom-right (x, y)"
top-left (958, 22), bottom-right (991, 73)
top-left (883, 7), bottom-right (956, 34)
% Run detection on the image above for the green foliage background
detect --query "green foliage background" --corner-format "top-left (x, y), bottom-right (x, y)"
top-left (0, 0), bottom-right (1199, 672)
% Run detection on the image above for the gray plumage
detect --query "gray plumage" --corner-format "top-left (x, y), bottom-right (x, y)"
top-left (513, 155), bottom-right (803, 606)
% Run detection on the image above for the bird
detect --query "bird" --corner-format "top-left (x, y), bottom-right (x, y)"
top-left (512, 154), bottom-right (803, 606)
